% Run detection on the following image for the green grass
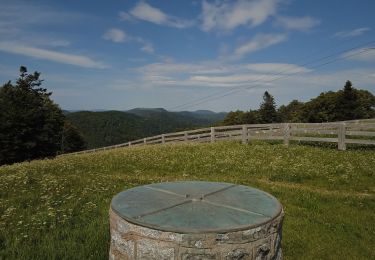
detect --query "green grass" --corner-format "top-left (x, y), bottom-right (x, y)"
top-left (0, 141), bottom-right (374, 259)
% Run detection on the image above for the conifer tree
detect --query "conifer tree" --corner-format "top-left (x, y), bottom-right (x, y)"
top-left (336, 80), bottom-right (359, 120)
top-left (0, 67), bottom-right (65, 165)
top-left (259, 91), bottom-right (279, 123)
top-left (60, 121), bottom-right (86, 153)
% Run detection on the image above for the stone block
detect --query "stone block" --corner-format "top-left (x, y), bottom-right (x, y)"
top-left (136, 239), bottom-right (174, 260)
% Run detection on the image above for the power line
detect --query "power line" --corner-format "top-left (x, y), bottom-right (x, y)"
top-left (171, 46), bottom-right (374, 110)
top-left (175, 48), bottom-right (374, 109)
top-left (170, 40), bottom-right (375, 110)
top-left (169, 40), bottom-right (375, 111)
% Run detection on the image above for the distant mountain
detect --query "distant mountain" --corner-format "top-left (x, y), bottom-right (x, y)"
top-left (127, 107), bottom-right (167, 113)
top-left (66, 111), bottom-right (149, 149)
top-left (127, 107), bottom-right (226, 131)
top-left (66, 109), bottom-right (226, 149)
top-left (126, 108), bottom-right (168, 118)
top-left (177, 110), bottom-right (227, 123)
top-left (191, 110), bottom-right (218, 115)
top-left (127, 108), bottom-right (227, 125)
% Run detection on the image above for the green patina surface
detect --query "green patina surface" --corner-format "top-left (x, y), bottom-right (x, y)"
top-left (111, 181), bottom-right (282, 233)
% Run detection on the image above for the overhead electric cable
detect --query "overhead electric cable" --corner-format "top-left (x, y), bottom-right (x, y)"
top-left (169, 39), bottom-right (375, 111)
top-left (186, 48), bottom-right (374, 108)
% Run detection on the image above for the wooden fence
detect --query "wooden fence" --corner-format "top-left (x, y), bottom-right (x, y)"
top-left (62, 118), bottom-right (375, 156)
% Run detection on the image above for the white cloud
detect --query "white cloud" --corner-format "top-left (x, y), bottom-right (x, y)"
top-left (245, 63), bottom-right (311, 74)
top-left (190, 74), bottom-right (276, 85)
top-left (234, 33), bottom-right (287, 59)
top-left (0, 2), bottom-right (86, 30)
top-left (103, 28), bottom-right (127, 43)
top-left (201, 0), bottom-right (280, 32)
top-left (334, 27), bottom-right (371, 38)
top-left (108, 60), bottom-right (375, 111)
top-left (133, 36), bottom-right (155, 54)
top-left (0, 2), bottom-right (87, 44)
top-left (131, 2), bottom-right (167, 24)
top-left (102, 28), bottom-right (154, 53)
top-left (342, 48), bottom-right (375, 62)
top-left (138, 61), bottom-right (310, 77)
top-left (9, 37), bottom-right (71, 48)
top-left (131, 61), bottom-right (312, 90)
top-left (276, 16), bottom-right (320, 31)
top-left (0, 2), bottom-right (81, 49)
top-left (140, 42), bottom-right (154, 53)
top-left (123, 2), bottom-right (194, 28)
top-left (119, 11), bottom-right (134, 21)
top-left (138, 62), bottom-right (205, 75)
top-left (0, 42), bottom-right (107, 69)
top-left (273, 68), bottom-right (375, 93)
top-left (0, 2), bottom-right (109, 69)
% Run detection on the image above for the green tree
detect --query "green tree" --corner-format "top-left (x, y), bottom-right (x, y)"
top-left (303, 81), bottom-right (375, 122)
top-left (335, 80), bottom-right (360, 120)
top-left (222, 81), bottom-right (374, 126)
top-left (60, 121), bottom-right (86, 153)
top-left (259, 91), bottom-right (279, 123)
top-left (335, 80), bottom-right (375, 120)
top-left (0, 67), bottom-right (65, 165)
top-left (242, 110), bottom-right (260, 124)
top-left (356, 89), bottom-right (375, 118)
top-left (278, 100), bottom-right (305, 122)
top-left (303, 91), bottom-right (337, 122)
top-left (221, 110), bottom-right (246, 125)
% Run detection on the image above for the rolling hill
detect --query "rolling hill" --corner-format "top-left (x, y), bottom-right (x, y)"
top-left (126, 108), bottom-right (227, 125)
top-left (66, 109), bottom-right (226, 149)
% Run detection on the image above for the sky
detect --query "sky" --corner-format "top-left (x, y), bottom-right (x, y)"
top-left (0, 0), bottom-right (374, 112)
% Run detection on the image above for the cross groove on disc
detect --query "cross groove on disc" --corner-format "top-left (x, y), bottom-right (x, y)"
top-left (111, 181), bottom-right (282, 233)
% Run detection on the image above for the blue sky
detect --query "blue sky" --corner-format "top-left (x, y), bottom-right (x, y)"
top-left (0, 0), bottom-right (374, 112)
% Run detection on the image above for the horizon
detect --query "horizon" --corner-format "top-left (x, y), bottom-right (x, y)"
top-left (1, 0), bottom-right (375, 112)
top-left (64, 107), bottom-right (229, 113)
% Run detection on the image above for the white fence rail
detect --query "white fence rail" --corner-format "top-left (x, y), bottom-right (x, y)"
top-left (61, 118), bottom-right (375, 156)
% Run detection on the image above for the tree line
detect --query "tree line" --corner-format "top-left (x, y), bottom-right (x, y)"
top-left (0, 67), bottom-right (86, 165)
top-left (222, 81), bottom-right (375, 125)
top-left (1, 67), bottom-right (374, 166)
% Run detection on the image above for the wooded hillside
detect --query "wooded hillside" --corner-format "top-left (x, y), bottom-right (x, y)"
top-left (66, 109), bottom-right (226, 148)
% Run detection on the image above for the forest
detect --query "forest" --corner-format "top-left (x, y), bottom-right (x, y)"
top-left (222, 80), bottom-right (375, 125)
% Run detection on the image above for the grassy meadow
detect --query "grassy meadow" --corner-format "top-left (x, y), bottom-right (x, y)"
top-left (0, 141), bottom-right (374, 259)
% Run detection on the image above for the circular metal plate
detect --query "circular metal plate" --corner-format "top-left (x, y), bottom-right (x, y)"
top-left (111, 181), bottom-right (282, 233)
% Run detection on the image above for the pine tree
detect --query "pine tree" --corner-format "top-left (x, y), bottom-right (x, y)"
top-left (259, 91), bottom-right (279, 123)
top-left (336, 80), bottom-right (359, 120)
top-left (60, 121), bottom-right (86, 153)
top-left (0, 67), bottom-right (65, 165)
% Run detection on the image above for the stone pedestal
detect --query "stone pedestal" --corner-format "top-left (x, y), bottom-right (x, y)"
top-left (109, 181), bottom-right (284, 260)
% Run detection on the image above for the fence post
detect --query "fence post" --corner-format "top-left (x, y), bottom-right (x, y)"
top-left (162, 134), bottom-right (165, 144)
top-left (184, 132), bottom-right (188, 142)
top-left (242, 125), bottom-right (247, 144)
top-left (269, 125), bottom-right (273, 137)
top-left (338, 123), bottom-right (346, 151)
top-left (143, 138), bottom-right (147, 145)
top-left (210, 127), bottom-right (215, 143)
top-left (283, 123), bottom-right (290, 146)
